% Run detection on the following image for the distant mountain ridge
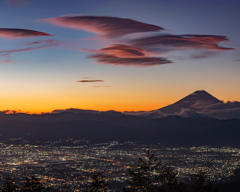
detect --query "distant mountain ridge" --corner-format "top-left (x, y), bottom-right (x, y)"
top-left (0, 90), bottom-right (240, 147)
top-left (1, 111), bottom-right (240, 147)
top-left (1, 90), bottom-right (240, 120)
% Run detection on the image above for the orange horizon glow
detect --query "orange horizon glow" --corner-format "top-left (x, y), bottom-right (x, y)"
top-left (0, 98), bottom-right (236, 114)
top-left (0, 89), bottom-right (237, 114)
top-left (0, 97), bottom-right (172, 114)
top-left (0, 103), bottom-right (170, 114)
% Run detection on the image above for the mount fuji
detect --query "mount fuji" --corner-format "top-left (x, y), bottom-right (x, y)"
top-left (159, 90), bottom-right (222, 113)
top-left (126, 90), bottom-right (240, 119)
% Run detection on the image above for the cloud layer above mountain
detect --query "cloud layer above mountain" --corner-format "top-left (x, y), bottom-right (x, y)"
top-left (41, 14), bottom-right (234, 67)
top-left (1, 15), bottom-right (235, 67)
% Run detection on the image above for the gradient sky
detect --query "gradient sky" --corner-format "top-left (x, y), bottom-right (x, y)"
top-left (0, 0), bottom-right (239, 113)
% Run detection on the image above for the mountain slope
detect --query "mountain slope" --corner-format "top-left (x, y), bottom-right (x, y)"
top-left (126, 90), bottom-right (240, 119)
top-left (159, 90), bottom-right (223, 113)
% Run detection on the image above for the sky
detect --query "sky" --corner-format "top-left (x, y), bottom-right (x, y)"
top-left (0, 0), bottom-right (239, 113)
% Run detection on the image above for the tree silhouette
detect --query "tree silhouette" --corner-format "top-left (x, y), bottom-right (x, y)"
top-left (0, 177), bottom-right (20, 192)
top-left (89, 172), bottom-right (108, 192)
top-left (124, 148), bottom-right (163, 192)
top-left (192, 171), bottom-right (218, 192)
top-left (124, 148), bottom-right (188, 192)
top-left (158, 166), bottom-right (188, 192)
top-left (22, 175), bottom-right (49, 192)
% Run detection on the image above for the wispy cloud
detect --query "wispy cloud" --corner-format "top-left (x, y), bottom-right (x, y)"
top-left (0, 40), bottom-right (62, 57)
top-left (0, 40), bottom-right (63, 63)
top-left (190, 51), bottom-right (218, 59)
top-left (0, 59), bottom-right (24, 64)
top-left (22, 39), bottom-right (61, 46)
top-left (82, 77), bottom-right (93, 79)
top-left (0, 59), bottom-right (13, 64)
top-left (234, 59), bottom-right (240, 62)
top-left (41, 15), bottom-right (163, 38)
top-left (0, 28), bottom-right (52, 39)
top-left (77, 80), bottom-right (104, 83)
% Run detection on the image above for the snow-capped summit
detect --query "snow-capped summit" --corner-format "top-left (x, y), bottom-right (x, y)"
top-left (159, 90), bottom-right (223, 114)
top-left (125, 90), bottom-right (240, 119)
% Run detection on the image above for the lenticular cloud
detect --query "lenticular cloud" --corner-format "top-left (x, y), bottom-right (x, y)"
top-left (99, 44), bottom-right (145, 57)
top-left (0, 28), bottom-right (52, 39)
top-left (130, 34), bottom-right (234, 53)
top-left (77, 80), bottom-right (104, 83)
top-left (42, 15), bottom-right (164, 38)
top-left (90, 54), bottom-right (172, 67)
top-left (41, 14), bottom-right (235, 67)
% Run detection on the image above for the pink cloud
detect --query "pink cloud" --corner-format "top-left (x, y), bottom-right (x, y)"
top-left (77, 80), bottom-right (104, 83)
top-left (42, 15), bottom-right (163, 38)
top-left (87, 43), bottom-right (172, 67)
top-left (82, 32), bottom-right (234, 67)
top-left (130, 34), bottom-right (235, 53)
top-left (85, 44), bottom-right (146, 57)
top-left (0, 59), bottom-right (12, 64)
top-left (0, 59), bottom-right (25, 64)
top-left (40, 14), bottom-right (234, 67)
top-left (90, 54), bottom-right (172, 67)
top-left (0, 28), bottom-right (52, 39)
top-left (99, 44), bottom-right (145, 58)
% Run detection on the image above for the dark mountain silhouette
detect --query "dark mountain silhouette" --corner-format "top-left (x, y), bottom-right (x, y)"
top-left (1, 110), bottom-right (240, 147)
